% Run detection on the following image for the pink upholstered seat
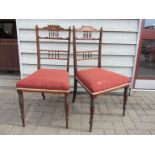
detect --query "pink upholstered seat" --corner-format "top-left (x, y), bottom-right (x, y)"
top-left (16, 68), bottom-right (70, 91)
top-left (76, 68), bottom-right (130, 94)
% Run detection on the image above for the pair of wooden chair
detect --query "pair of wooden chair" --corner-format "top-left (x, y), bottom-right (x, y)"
top-left (16, 25), bottom-right (130, 132)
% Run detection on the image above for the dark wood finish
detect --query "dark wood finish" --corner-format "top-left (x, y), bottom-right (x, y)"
top-left (36, 26), bottom-right (40, 70)
top-left (123, 86), bottom-right (129, 116)
top-left (41, 93), bottom-right (45, 100)
top-left (98, 28), bottom-right (103, 68)
top-left (72, 78), bottom-right (77, 103)
top-left (73, 26), bottom-right (130, 132)
top-left (73, 26), bottom-right (78, 75)
top-left (0, 19), bottom-right (19, 71)
top-left (17, 25), bottom-right (71, 129)
top-left (64, 94), bottom-right (69, 128)
top-left (89, 95), bottom-right (95, 132)
top-left (0, 39), bottom-right (19, 71)
top-left (17, 90), bottom-right (25, 127)
top-left (67, 28), bottom-right (71, 72)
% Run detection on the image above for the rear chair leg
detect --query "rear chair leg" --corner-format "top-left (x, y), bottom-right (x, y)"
top-left (41, 93), bottom-right (45, 100)
top-left (89, 95), bottom-right (95, 132)
top-left (65, 94), bottom-right (69, 129)
top-left (72, 78), bottom-right (77, 103)
top-left (17, 90), bottom-right (25, 127)
top-left (123, 86), bottom-right (129, 117)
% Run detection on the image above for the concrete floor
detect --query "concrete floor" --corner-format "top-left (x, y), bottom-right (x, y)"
top-left (0, 73), bottom-right (155, 135)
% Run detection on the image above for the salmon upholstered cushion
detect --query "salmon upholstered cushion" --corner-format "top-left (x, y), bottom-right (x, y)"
top-left (16, 68), bottom-right (70, 91)
top-left (76, 68), bottom-right (130, 93)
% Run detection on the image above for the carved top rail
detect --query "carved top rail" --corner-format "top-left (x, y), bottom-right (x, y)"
top-left (38, 25), bottom-right (69, 31)
top-left (37, 25), bottom-right (70, 40)
top-left (75, 26), bottom-right (100, 32)
top-left (75, 26), bottom-right (100, 40)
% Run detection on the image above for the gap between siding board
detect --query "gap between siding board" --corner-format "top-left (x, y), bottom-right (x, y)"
top-left (22, 63), bottom-right (133, 68)
top-left (19, 27), bottom-right (138, 33)
top-left (21, 52), bottom-right (135, 56)
top-left (20, 40), bottom-right (137, 45)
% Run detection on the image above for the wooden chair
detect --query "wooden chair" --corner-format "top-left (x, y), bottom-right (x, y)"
top-left (72, 26), bottom-right (130, 132)
top-left (16, 25), bottom-right (71, 128)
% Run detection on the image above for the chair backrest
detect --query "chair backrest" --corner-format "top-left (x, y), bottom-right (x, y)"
top-left (35, 25), bottom-right (71, 72)
top-left (73, 26), bottom-right (103, 74)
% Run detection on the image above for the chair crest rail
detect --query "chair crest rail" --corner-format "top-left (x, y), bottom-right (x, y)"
top-left (36, 25), bottom-right (71, 71)
top-left (75, 26), bottom-right (100, 32)
top-left (75, 26), bottom-right (100, 40)
top-left (39, 25), bottom-right (69, 31)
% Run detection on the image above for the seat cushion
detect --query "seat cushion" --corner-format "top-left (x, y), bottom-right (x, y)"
top-left (16, 68), bottom-right (70, 91)
top-left (76, 68), bottom-right (130, 94)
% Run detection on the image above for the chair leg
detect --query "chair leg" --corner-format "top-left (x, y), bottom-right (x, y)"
top-left (17, 91), bottom-right (25, 127)
top-left (89, 95), bottom-right (95, 132)
top-left (72, 78), bottom-right (77, 103)
top-left (41, 93), bottom-right (45, 100)
top-left (123, 86), bottom-right (129, 117)
top-left (64, 94), bottom-right (69, 129)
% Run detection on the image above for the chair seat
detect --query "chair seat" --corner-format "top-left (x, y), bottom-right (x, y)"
top-left (16, 68), bottom-right (70, 91)
top-left (76, 68), bottom-right (130, 94)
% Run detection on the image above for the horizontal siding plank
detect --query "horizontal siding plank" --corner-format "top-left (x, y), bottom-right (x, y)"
top-left (20, 42), bottom-right (136, 56)
top-left (17, 19), bottom-right (139, 32)
top-left (21, 54), bottom-right (134, 67)
top-left (19, 29), bottom-right (137, 44)
top-left (22, 64), bottom-right (132, 77)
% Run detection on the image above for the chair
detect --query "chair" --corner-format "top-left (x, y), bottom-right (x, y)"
top-left (16, 25), bottom-right (71, 128)
top-left (72, 26), bottom-right (130, 132)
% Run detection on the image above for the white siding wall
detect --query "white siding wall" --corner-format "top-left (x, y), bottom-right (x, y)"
top-left (16, 19), bottom-right (140, 91)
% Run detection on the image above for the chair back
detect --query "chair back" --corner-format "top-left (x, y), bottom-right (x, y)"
top-left (73, 26), bottom-right (103, 74)
top-left (36, 25), bottom-right (71, 71)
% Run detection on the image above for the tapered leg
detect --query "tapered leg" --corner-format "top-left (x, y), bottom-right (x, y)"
top-left (65, 94), bottom-right (69, 129)
top-left (123, 86), bottom-right (129, 117)
top-left (89, 95), bottom-right (95, 132)
top-left (41, 93), bottom-right (45, 100)
top-left (17, 90), bottom-right (25, 127)
top-left (72, 78), bottom-right (77, 103)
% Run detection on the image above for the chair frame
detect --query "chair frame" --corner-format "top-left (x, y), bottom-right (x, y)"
top-left (72, 26), bottom-right (130, 132)
top-left (17, 25), bottom-right (71, 129)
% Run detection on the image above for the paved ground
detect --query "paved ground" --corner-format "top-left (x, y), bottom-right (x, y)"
top-left (0, 73), bottom-right (155, 135)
